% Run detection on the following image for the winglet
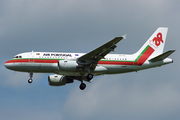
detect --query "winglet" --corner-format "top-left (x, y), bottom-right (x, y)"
top-left (122, 34), bottom-right (127, 39)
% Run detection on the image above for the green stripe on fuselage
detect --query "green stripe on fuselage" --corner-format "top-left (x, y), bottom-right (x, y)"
top-left (134, 45), bottom-right (149, 62)
top-left (10, 45), bottom-right (150, 63)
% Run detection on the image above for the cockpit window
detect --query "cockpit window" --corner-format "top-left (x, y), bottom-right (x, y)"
top-left (14, 56), bottom-right (22, 58)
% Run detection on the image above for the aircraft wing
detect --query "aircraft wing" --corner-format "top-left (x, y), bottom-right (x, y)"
top-left (77, 35), bottom-right (126, 67)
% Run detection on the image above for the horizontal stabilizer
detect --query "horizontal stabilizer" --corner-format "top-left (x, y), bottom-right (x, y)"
top-left (149, 50), bottom-right (175, 62)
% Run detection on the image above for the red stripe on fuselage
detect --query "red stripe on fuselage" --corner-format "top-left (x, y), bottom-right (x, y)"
top-left (134, 46), bottom-right (154, 65)
top-left (98, 61), bottom-right (134, 65)
top-left (99, 46), bottom-right (155, 66)
top-left (5, 46), bottom-right (155, 66)
top-left (5, 59), bottom-right (59, 64)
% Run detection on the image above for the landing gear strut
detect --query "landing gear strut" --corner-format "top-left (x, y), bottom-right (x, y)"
top-left (28, 72), bottom-right (33, 83)
top-left (79, 82), bottom-right (86, 90)
top-left (84, 66), bottom-right (93, 81)
top-left (78, 73), bottom-right (93, 90)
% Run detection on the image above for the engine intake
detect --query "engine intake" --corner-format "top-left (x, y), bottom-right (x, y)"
top-left (48, 74), bottom-right (73, 86)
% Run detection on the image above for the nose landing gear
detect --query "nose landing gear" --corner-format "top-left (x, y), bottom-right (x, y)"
top-left (28, 72), bottom-right (33, 83)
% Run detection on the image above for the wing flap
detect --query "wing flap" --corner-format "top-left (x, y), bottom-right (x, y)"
top-left (77, 36), bottom-right (125, 65)
top-left (149, 50), bottom-right (175, 62)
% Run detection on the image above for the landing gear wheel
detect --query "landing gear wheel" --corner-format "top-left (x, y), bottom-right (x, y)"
top-left (86, 73), bottom-right (93, 81)
top-left (28, 72), bottom-right (33, 84)
top-left (79, 83), bottom-right (86, 90)
top-left (28, 79), bottom-right (33, 83)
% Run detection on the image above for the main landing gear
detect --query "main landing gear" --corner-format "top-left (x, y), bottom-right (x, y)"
top-left (79, 82), bottom-right (86, 90)
top-left (86, 73), bottom-right (93, 81)
top-left (79, 73), bottom-right (93, 90)
top-left (28, 72), bottom-right (33, 83)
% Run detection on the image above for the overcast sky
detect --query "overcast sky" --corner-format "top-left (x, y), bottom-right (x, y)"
top-left (0, 0), bottom-right (180, 120)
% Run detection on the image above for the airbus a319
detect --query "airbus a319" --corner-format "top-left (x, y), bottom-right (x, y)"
top-left (5, 27), bottom-right (175, 90)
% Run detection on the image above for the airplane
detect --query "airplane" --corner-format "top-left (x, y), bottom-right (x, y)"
top-left (5, 27), bottom-right (175, 90)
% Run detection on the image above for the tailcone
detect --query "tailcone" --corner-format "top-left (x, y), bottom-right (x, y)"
top-left (163, 58), bottom-right (173, 64)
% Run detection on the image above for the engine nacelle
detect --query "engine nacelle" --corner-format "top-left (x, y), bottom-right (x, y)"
top-left (58, 60), bottom-right (78, 71)
top-left (48, 74), bottom-right (73, 86)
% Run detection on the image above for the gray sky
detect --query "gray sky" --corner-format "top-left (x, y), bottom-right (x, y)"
top-left (0, 0), bottom-right (180, 120)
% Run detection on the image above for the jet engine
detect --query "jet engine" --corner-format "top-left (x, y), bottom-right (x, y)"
top-left (58, 60), bottom-right (78, 71)
top-left (48, 74), bottom-right (73, 86)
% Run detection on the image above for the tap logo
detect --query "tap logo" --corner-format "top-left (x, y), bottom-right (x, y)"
top-left (150, 32), bottom-right (163, 48)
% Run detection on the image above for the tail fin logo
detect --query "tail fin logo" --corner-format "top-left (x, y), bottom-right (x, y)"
top-left (150, 33), bottom-right (163, 48)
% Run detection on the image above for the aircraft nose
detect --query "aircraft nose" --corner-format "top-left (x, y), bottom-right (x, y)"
top-left (4, 61), bottom-right (13, 70)
top-left (5, 62), bottom-right (9, 69)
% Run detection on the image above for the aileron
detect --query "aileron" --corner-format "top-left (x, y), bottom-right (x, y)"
top-left (77, 36), bottom-right (125, 65)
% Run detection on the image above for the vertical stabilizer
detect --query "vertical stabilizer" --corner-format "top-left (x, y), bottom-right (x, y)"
top-left (134, 27), bottom-right (168, 59)
top-left (133, 27), bottom-right (168, 65)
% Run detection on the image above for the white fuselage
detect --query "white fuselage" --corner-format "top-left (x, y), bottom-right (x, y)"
top-left (4, 27), bottom-right (174, 90)
top-left (4, 51), bottom-right (173, 76)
